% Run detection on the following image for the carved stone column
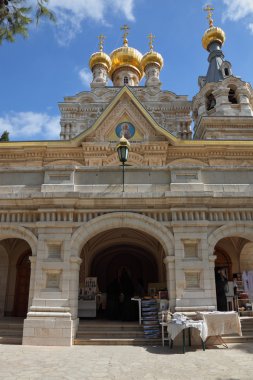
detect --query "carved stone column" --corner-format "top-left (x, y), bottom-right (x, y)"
top-left (163, 256), bottom-right (176, 310)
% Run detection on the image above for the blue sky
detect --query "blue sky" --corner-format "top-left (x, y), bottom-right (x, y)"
top-left (1, 0), bottom-right (253, 141)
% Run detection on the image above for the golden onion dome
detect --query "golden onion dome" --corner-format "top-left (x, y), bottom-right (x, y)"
top-left (141, 50), bottom-right (163, 71)
top-left (89, 34), bottom-right (111, 71)
top-left (89, 51), bottom-right (111, 71)
top-left (109, 46), bottom-right (143, 79)
top-left (202, 6), bottom-right (226, 51)
top-left (202, 26), bottom-right (226, 51)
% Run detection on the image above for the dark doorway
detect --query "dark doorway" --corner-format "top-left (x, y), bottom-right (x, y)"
top-left (14, 251), bottom-right (31, 317)
top-left (90, 245), bottom-right (158, 293)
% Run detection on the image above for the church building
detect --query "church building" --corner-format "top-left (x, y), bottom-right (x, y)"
top-left (1, 9), bottom-right (253, 346)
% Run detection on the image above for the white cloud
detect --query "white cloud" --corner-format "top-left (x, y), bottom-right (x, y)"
top-left (49, 0), bottom-right (135, 45)
top-left (0, 112), bottom-right (60, 141)
top-left (79, 67), bottom-right (92, 87)
top-left (248, 23), bottom-right (253, 33)
top-left (222, 0), bottom-right (253, 21)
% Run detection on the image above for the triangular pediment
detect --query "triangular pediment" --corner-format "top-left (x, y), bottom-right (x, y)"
top-left (71, 87), bottom-right (178, 145)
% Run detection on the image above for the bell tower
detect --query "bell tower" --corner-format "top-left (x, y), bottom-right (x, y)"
top-left (192, 5), bottom-right (253, 139)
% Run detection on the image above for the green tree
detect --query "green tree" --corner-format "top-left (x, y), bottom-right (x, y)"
top-left (0, 130), bottom-right (9, 141)
top-left (0, 0), bottom-right (56, 44)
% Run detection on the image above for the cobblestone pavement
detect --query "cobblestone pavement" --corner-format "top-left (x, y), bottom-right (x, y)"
top-left (0, 343), bottom-right (253, 380)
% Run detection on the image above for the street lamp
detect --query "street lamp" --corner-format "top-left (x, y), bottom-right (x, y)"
top-left (117, 136), bottom-right (130, 192)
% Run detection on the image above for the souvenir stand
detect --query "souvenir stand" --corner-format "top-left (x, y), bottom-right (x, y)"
top-left (141, 298), bottom-right (160, 339)
top-left (234, 272), bottom-right (253, 316)
top-left (78, 277), bottom-right (97, 317)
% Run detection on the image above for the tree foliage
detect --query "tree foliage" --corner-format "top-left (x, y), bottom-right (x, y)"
top-left (0, 0), bottom-right (56, 44)
top-left (0, 130), bottom-right (9, 141)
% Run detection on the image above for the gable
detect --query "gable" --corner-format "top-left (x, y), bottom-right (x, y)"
top-left (72, 87), bottom-right (178, 145)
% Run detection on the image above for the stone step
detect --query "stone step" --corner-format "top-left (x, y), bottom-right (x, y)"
top-left (78, 327), bottom-right (142, 333)
top-left (0, 324), bottom-right (23, 330)
top-left (76, 333), bottom-right (144, 339)
top-left (0, 336), bottom-right (22, 345)
top-left (78, 329), bottom-right (143, 336)
top-left (219, 335), bottom-right (253, 344)
top-left (74, 338), bottom-right (161, 346)
top-left (0, 330), bottom-right (23, 337)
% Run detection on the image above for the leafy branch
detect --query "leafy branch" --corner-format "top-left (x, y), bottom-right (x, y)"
top-left (0, 0), bottom-right (56, 44)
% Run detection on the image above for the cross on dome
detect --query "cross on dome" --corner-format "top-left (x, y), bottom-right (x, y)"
top-left (98, 34), bottom-right (105, 52)
top-left (120, 24), bottom-right (130, 46)
top-left (148, 33), bottom-right (155, 51)
top-left (204, 4), bottom-right (215, 28)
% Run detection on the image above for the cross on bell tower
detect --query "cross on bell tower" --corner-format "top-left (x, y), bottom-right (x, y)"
top-left (204, 4), bottom-right (215, 27)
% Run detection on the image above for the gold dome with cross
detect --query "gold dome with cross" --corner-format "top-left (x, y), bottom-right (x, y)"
top-left (109, 25), bottom-right (144, 80)
top-left (202, 5), bottom-right (226, 51)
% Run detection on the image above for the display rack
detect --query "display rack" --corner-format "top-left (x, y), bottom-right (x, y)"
top-left (234, 273), bottom-right (253, 316)
top-left (141, 298), bottom-right (160, 339)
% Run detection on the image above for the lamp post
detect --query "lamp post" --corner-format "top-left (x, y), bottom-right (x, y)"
top-left (117, 136), bottom-right (130, 192)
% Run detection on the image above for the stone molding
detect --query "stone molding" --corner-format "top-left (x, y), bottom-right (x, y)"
top-left (2, 138), bottom-right (253, 168)
top-left (1, 208), bottom-right (253, 226)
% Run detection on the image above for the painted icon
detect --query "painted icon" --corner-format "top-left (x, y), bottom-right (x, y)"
top-left (115, 122), bottom-right (135, 139)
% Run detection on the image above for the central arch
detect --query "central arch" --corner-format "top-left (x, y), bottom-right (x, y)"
top-left (79, 227), bottom-right (165, 321)
top-left (70, 212), bottom-right (175, 322)
top-left (70, 212), bottom-right (174, 258)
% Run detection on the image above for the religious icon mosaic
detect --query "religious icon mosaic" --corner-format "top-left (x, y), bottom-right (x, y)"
top-left (115, 122), bottom-right (135, 139)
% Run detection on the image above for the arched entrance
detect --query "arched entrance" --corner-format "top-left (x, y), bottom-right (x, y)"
top-left (209, 225), bottom-right (253, 312)
top-left (0, 238), bottom-right (32, 318)
top-left (79, 227), bottom-right (166, 320)
top-left (70, 212), bottom-right (175, 324)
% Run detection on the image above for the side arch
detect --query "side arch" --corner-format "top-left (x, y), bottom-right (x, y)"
top-left (0, 245), bottom-right (8, 316)
top-left (0, 225), bottom-right (37, 256)
top-left (70, 212), bottom-right (174, 258)
top-left (208, 224), bottom-right (253, 256)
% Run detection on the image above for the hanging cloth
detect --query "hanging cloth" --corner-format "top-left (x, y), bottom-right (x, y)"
top-left (242, 271), bottom-right (249, 292)
top-left (247, 271), bottom-right (253, 300)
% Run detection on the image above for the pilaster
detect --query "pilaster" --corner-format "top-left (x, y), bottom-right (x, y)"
top-left (163, 256), bottom-right (176, 310)
top-left (23, 227), bottom-right (75, 346)
top-left (173, 225), bottom-right (216, 312)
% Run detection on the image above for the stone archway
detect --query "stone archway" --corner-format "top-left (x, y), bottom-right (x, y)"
top-left (80, 227), bottom-right (164, 293)
top-left (208, 224), bottom-right (253, 311)
top-left (0, 227), bottom-right (37, 318)
top-left (71, 212), bottom-right (174, 258)
top-left (208, 225), bottom-right (253, 256)
top-left (0, 225), bottom-right (37, 256)
top-left (69, 212), bottom-right (175, 321)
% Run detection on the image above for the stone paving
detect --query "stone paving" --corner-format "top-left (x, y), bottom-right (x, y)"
top-left (0, 343), bottom-right (253, 380)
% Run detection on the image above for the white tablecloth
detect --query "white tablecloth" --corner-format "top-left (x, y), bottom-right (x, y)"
top-left (167, 320), bottom-right (207, 341)
top-left (198, 311), bottom-right (242, 341)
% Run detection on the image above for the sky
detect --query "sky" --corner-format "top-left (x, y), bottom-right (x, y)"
top-left (1, 0), bottom-right (253, 141)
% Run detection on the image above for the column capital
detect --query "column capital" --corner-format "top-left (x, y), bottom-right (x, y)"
top-left (209, 255), bottom-right (216, 262)
top-left (29, 256), bottom-right (37, 264)
top-left (163, 256), bottom-right (175, 265)
top-left (70, 257), bottom-right (82, 265)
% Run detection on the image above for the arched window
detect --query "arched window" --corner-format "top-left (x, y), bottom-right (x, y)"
top-left (228, 88), bottom-right (238, 104)
top-left (124, 77), bottom-right (129, 85)
top-left (206, 93), bottom-right (216, 111)
top-left (224, 68), bottom-right (229, 76)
